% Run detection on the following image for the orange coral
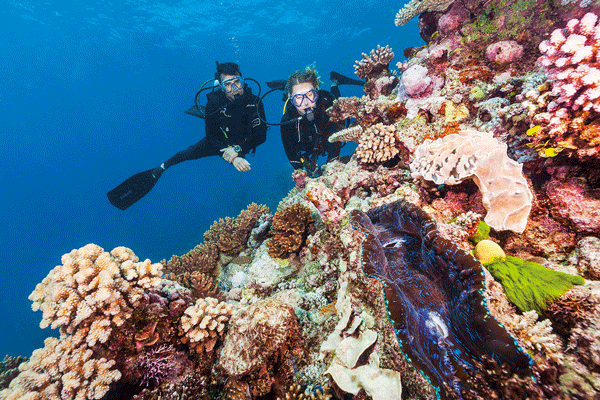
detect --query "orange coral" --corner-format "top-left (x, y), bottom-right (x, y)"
top-left (267, 203), bottom-right (313, 258)
top-left (458, 65), bottom-right (493, 84)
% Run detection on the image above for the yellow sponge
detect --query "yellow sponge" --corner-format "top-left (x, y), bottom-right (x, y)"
top-left (473, 240), bottom-right (506, 265)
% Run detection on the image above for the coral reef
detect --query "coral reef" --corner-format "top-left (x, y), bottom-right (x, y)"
top-left (268, 203), bottom-right (313, 258)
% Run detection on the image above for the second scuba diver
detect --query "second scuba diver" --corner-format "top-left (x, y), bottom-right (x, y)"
top-left (107, 62), bottom-right (267, 210)
top-left (280, 66), bottom-right (343, 176)
top-left (152, 62), bottom-right (267, 177)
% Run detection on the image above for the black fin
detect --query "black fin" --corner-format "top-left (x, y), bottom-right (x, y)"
top-left (107, 169), bottom-right (159, 210)
top-left (330, 71), bottom-right (364, 87)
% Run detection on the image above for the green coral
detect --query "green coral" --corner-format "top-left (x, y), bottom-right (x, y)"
top-left (484, 256), bottom-right (585, 313)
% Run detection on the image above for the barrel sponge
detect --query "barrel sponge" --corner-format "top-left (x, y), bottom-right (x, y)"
top-left (410, 129), bottom-right (532, 233)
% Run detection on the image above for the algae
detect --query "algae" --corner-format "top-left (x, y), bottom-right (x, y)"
top-left (484, 256), bottom-right (585, 313)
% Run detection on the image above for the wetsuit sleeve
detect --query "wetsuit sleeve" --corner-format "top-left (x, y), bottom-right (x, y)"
top-left (239, 96), bottom-right (267, 156)
top-left (204, 101), bottom-right (228, 150)
top-left (280, 117), bottom-right (303, 170)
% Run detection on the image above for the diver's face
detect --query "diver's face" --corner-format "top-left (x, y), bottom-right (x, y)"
top-left (221, 74), bottom-right (244, 101)
top-left (291, 82), bottom-right (317, 115)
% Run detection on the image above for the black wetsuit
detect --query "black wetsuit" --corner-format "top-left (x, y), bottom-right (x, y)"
top-left (280, 89), bottom-right (343, 171)
top-left (164, 86), bottom-right (267, 169)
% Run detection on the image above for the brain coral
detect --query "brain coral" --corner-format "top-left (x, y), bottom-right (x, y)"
top-left (28, 243), bottom-right (163, 347)
top-left (218, 298), bottom-right (302, 377)
top-left (410, 129), bottom-right (533, 233)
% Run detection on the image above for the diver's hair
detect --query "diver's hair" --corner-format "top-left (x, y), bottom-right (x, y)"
top-left (216, 62), bottom-right (241, 81)
top-left (286, 65), bottom-right (321, 94)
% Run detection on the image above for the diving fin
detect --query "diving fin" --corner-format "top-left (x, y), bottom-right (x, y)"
top-left (266, 79), bottom-right (287, 90)
top-left (107, 169), bottom-right (160, 210)
top-left (330, 71), bottom-right (364, 87)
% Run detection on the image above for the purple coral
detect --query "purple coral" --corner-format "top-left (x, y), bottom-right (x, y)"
top-left (137, 345), bottom-right (193, 388)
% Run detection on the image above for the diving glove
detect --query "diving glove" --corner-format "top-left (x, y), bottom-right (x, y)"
top-left (152, 163), bottom-right (166, 179)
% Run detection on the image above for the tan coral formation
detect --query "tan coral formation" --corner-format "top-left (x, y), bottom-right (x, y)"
top-left (179, 297), bottom-right (234, 353)
top-left (355, 123), bottom-right (400, 164)
top-left (0, 335), bottom-right (121, 400)
top-left (354, 45), bottom-right (394, 80)
top-left (219, 298), bottom-right (302, 377)
top-left (28, 243), bottom-right (163, 347)
top-left (409, 129), bottom-right (532, 233)
top-left (328, 125), bottom-right (363, 143)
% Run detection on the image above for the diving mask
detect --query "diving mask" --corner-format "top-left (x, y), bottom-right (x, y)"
top-left (291, 88), bottom-right (319, 107)
top-left (220, 76), bottom-right (244, 93)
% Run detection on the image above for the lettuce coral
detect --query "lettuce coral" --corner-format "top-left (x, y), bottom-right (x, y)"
top-left (484, 256), bottom-right (585, 313)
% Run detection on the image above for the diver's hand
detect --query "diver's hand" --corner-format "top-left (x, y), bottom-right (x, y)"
top-left (232, 157), bottom-right (251, 172)
top-left (220, 147), bottom-right (238, 163)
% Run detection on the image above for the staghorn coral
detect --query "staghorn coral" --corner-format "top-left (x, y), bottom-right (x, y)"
top-left (354, 45), bottom-right (394, 81)
top-left (0, 335), bottom-right (121, 400)
top-left (219, 298), bottom-right (303, 386)
top-left (204, 203), bottom-right (270, 255)
top-left (355, 123), bottom-right (401, 165)
top-left (28, 243), bottom-right (163, 347)
top-left (178, 297), bottom-right (234, 354)
top-left (268, 203), bottom-right (313, 258)
top-left (410, 129), bottom-right (533, 233)
top-left (394, 0), bottom-right (455, 26)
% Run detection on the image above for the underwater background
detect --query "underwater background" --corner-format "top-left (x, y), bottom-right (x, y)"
top-left (0, 1), bottom-right (421, 360)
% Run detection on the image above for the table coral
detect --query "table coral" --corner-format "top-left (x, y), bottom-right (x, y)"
top-left (327, 125), bottom-right (363, 143)
top-left (28, 243), bottom-right (163, 347)
top-left (179, 297), bottom-right (234, 354)
top-left (410, 129), bottom-right (533, 233)
top-left (0, 335), bottom-right (121, 400)
top-left (394, 0), bottom-right (455, 26)
top-left (267, 203), bottom-right (313, 258)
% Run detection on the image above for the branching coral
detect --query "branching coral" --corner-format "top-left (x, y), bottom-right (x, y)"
top-left (204, 203), bottom-right (270, 255)
top-left (163, 242), bottom-right (219, 278)
top-left (268, 203), bottom-right (313, 258)
top-left (505, 311), bottom-right (565, 363)
top-left (410, 129), bottom-right (533, 232)
top-left (355, 123), bottom-right (401, 164)
top-left (0, 336), bottom-right (122, 400)
top-left (0, 356), bottom-right (27, 391)
top-left (29, 243), bottom-right (163, 347)
top-left (179, 297), bottom-right (234, 354)
top-left (354, 45), bottom-right (394, 81)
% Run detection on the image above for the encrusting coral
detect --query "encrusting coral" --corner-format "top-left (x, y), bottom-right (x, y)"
top-left (179, 297), bottom-right (234, 354)
top-left (268, 203), bottom-right (313, 258)
top-left (29, 243), bottom-right (163, 346)
top-left (410, 129), bottom-right (533, 233)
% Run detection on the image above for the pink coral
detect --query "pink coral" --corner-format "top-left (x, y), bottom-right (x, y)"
top-left (486, 41), bottom-right (524, 63)
top-left (437, 2), bottom-right (469, 34)
top-left (538, 13), bottom-right (600, 112)
top-left (402, 64), bottom-right (432, 97)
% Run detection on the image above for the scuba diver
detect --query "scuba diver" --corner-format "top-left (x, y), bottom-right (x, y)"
top-left (279, 66), bottom-right (362, 177)
top-left (107, 62), bottom-right (267, 210)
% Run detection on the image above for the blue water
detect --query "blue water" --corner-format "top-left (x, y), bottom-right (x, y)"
top-left (0, 1), bottom-right (421, 358)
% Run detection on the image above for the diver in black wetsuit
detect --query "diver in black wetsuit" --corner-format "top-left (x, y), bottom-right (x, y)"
top-left (280, 66), bottom-right (343, 176)
top-left (152, 62), bottom-right (267, 178)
